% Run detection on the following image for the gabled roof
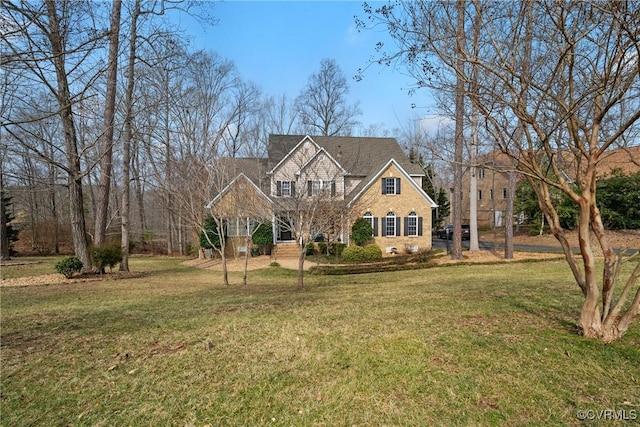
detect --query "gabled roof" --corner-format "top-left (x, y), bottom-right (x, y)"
top-left (297, 146), bottom-right (347, 177)
top-left (268, 134), bottom-right (425, 177)
top-left (267, 135), bottom-right (319, 175)
top-left (205, 172), bottom-right (272, 209)
top-left (347, 158), bottom-right (438, 208)
top-left (214, 157), bottom-right (270, 194)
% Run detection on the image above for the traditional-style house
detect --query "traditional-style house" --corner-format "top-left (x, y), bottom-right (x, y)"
top-left (206, 134), bottom-right (438, 257)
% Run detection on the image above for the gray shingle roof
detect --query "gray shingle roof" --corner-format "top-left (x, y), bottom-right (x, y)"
top-left (217, 157), bottom-right (270, 194)
top-left (267, 134), bottom-right (425, 177)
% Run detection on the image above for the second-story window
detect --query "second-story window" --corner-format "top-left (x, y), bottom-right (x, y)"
top-left (308, 180), bottom-right (336, 196)
top-left (381, 177), bottom-right (401, 195)
top-left (277, 180), bottom-right (295, 197)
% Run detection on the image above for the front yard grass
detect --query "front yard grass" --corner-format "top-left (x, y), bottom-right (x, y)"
top-left (1, 257), bottom-right (639, 426)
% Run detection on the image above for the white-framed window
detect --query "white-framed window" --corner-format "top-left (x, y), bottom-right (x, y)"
top-left (308, 179), bottom-right (335, 196)
top-left (281, 181), bottom-right (291, 196)
top-left (490, 189), bottom-right (494, 200)
top-left (383, 211), bottom-right (397, 237)
top-left (406, 211), bottom-right (418, 237)
top-left (503, 188), bottom-right (508, 199)
top-left (363, 211), bottom-right (376, 237)
top-left (227, 218), bottom-right (255, 237)
top-left (478, 189), bottom-right (483, 200)
top-left (382, 177), bottom-right (401, 195)
top-left (478, 168), bottom-right (485, 179)
top-left (277, 180), bottom-right (294, 197)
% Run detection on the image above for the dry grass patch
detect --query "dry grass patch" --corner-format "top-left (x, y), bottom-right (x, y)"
top-left (1, 257), bottom-right (638, 426)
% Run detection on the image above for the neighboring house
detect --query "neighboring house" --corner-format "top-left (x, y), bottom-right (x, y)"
top-left (460, 146), bottom-right (640, 228)
top-left (206, 134), bottom-right (438, 257)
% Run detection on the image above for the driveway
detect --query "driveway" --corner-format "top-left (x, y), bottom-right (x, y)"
top-left (432, 238), bottom-right (639, 255)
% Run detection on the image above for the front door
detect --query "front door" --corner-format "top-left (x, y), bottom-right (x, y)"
top-left (276, 216), bottom-right (294, 241)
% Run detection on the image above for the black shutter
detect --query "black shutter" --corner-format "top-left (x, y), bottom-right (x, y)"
top-left (373, 217), bottom-right (378, 236)
top-left (307, 180), bottom-right (312, 196)
top-left (291, 181), bottom-right (296, 196)
top-left (395, 218), bottom-right (401, 236)
top-left (418, 217), bottom-right (423, 236)
top-left (381, 217), bottom-right (387, 236)
top-left (381, 178), bottom-right (387, 194)
top-left (404, 217), bottom-right (408, 236)
top-left (396, 178), bottom-right (401, 194)
top-left (276, 181), bottom-right (282, 196)
top-left (331, 182), bottom-right (336, 196)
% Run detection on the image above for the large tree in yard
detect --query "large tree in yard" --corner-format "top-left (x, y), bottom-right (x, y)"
top-left (362, 1), bottom-right (640, 342)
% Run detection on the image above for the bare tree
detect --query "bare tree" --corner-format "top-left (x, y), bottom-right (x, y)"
top-left (204, 163), bottom-right (272, 286)
top-left (1, 0), bottom-right (113, 267)
top-left (271, 142), bottom-right (350, 289)
top-left (295, 58), bottom-right (361, 137)
top-left (93, 0), bottom-right (122, 248)
top-left (362, 0), bottom-right (640, 341)
top-left (451, 0), bottom-right (465, 259)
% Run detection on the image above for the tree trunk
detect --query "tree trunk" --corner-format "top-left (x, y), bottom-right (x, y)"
top-left (119, 0), bottom-right (139, 272)
top-left (451, 0), bottom-right (465, 260)
top-left (297, 243), bottom-right (306, 290)
top-left (94, 0), bottom-right (122, 247)
top-left (469, 112), bottom-right (479, 252)
top-left (0, 185), bottom-right (10, 261)
top-left (504, 172), bottom-right (516, 259)
top-left (45, 0), bottom-right (91, 268)
top-left (242, 235), bottom-right (250, 285)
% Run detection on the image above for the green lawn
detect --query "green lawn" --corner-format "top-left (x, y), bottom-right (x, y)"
top-left (1, 257), bottom-right (639, 426)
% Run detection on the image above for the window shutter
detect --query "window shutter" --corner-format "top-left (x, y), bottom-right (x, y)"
top-left (291, 181), bottom-right (296, 196)
top-left (373, 217), bottom-right (378, 236)
top-left (418, 217), bottom-right (423, 236)
top-left (276, 181), bottom-right (282, 196)
top-left (404, 217), bottom-right (408, 236)
top-left (381, 217), bottom-right (387, 236)
top-left (307, 180), bottom-right (312, 196)
top-left (395, 218), bottom-right (401, 236)
top-left (381, 178), bottom-right (387, 194)
top-left (331, 182), bottom-right (336, 196)
top-left (396, 178), bottom-right (401, 194)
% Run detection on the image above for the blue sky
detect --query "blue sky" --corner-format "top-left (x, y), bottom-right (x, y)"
top-left (173, 1), bottom-right (435, 132)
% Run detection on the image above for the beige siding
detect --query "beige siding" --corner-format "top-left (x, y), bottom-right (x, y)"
top-left (211, 176), bottom-right (272, 218)
top-left (298, 152), bottom-right (345, 199)
top-left (271, 140), bottom-right (319, 196)
top-left (344, 177), bottom-right (362, 195)
top-left (271, 141), bottom-right (348, 199)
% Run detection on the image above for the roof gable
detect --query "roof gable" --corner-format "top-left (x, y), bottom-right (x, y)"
top-left (267, 135), bottom-right (319, 175)
top-left (205, 172), bottom-right (272, 210)
top-left (268, 134), bottom-right (424, 177)
top-left (297, 147), bottom-right (347, 177)
top-left (347, 158), bottom-right (438, 208)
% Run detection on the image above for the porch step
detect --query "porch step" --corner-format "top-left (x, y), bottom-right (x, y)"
top-left (273, 243), bottom-right (299, 258)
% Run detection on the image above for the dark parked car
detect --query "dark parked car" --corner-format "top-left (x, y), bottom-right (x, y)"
top-left (437, 224), bottom-right (470, 240)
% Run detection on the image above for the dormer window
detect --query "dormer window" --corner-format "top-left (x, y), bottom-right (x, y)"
top-left (382, 177), bottom-right (401, 195)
